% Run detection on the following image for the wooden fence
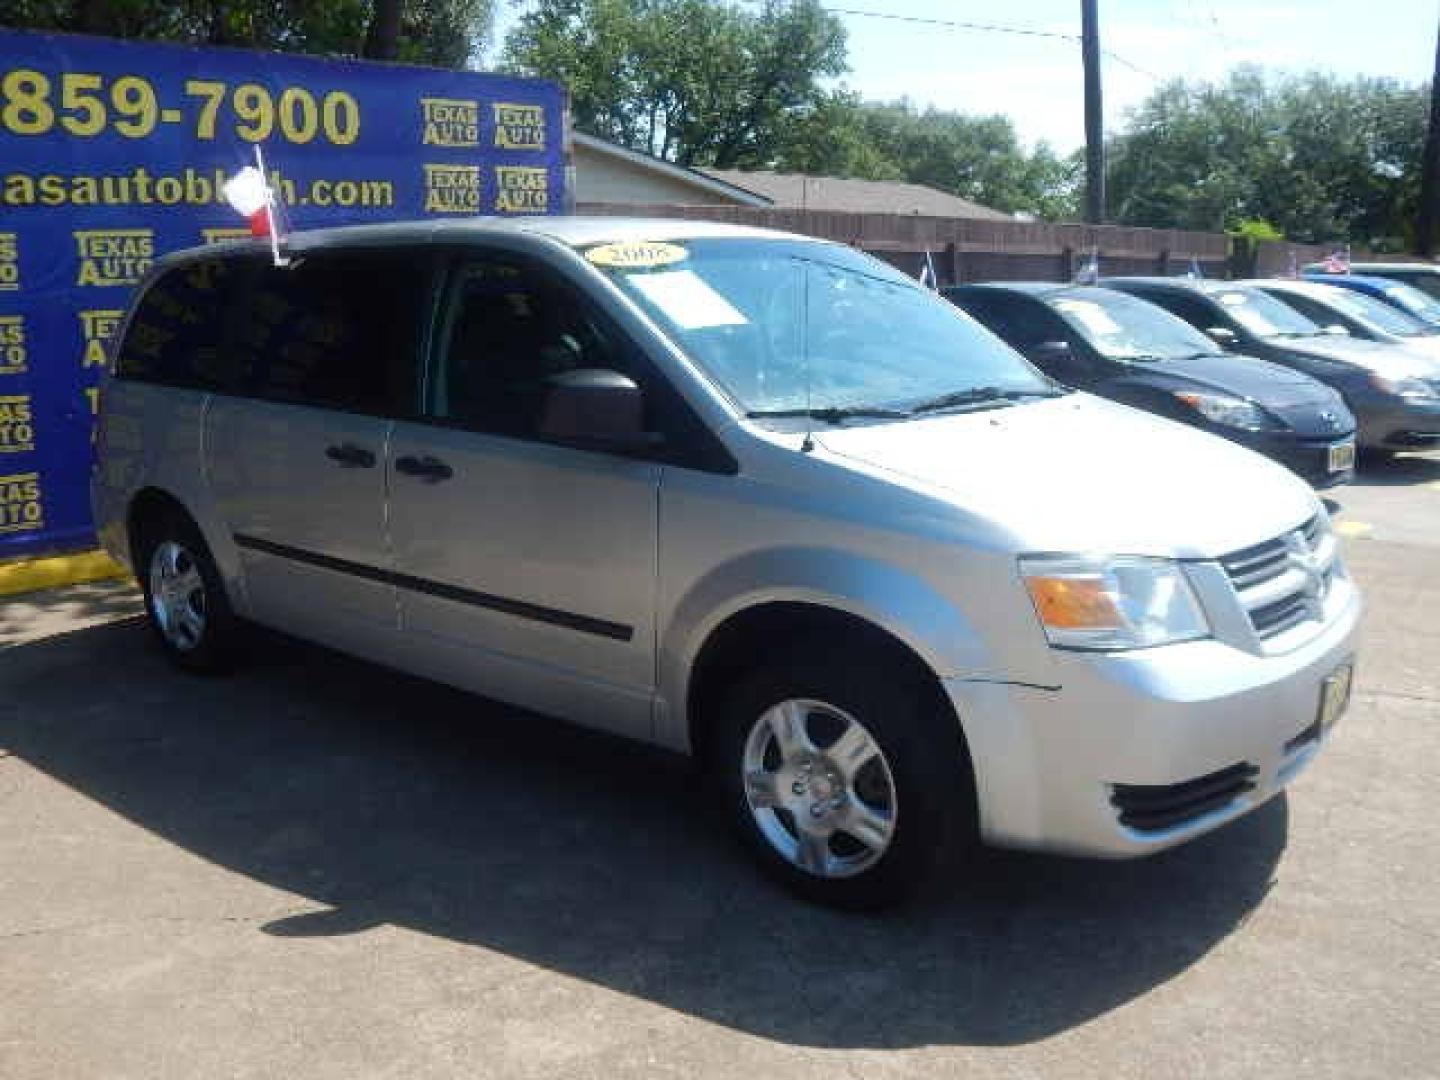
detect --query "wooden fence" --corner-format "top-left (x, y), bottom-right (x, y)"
top-left (578, 202), bottom-right (1234, 284)
top-left (578, 203), bottom-right (1386, 284)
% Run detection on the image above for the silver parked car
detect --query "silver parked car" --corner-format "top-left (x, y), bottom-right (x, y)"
top-left (92, 219), bottom-right (1360, 908)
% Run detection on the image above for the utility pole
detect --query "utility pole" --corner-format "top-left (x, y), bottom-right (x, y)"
top-left (1081, 0), bottom-right (1104, 224)
top-left (1418, 13), bottom-right (1440, 256)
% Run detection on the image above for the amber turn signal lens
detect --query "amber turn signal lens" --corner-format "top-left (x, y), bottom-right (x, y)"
top-left (1024, 575), bottom-right (1123, 630)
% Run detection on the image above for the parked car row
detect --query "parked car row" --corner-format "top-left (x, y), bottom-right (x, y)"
top-left (945, 272), bottom-right (1440, 482)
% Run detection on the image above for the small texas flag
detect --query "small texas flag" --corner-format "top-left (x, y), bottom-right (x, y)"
top-left (222, 165), bottom-right (273, 237)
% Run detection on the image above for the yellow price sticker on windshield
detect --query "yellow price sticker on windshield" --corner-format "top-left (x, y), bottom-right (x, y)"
top-left (585, 241), bottom-right (688, 269)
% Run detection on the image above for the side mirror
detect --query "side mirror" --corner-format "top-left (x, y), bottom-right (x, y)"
top-left (1026, 340), bottom-right (1074, 364)
top-left (1205, 326), bottom-right (1238, 347)
top-left (1323, 323), bottom-right (1350, 336)
top-left (537, 368), bottom-right (659, 452)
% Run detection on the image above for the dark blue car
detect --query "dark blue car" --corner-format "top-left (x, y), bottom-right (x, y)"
top-left (1103, 276), bottom-right (1440, 458)
top-left (944, 282), bottom-right (1357, 488)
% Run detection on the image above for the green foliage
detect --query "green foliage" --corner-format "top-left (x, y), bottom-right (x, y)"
top-left (1228, 218), bottom-right (1284, 242)
top-left (505, 2), bottom-right (1077, 219)
top-left (503, 0), bottom-right (846, 168)
top-left (1109, 66), bottom-right (1427, 245)
top-left (0, 0), bottom-right (495, 66)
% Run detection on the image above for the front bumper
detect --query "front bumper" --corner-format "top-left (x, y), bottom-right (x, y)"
top-left (1353, 396), bottom-right (1440, 449)
top-left (1236, 430), bottom-right (1355, 489)
top-left (946, 579), bottom-right (1361, 858)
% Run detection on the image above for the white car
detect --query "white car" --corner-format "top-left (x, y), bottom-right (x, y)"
top-left (92, 218), bottom-right (1360, 907)
top-left (1254, 277), bottom-right (1440, 363)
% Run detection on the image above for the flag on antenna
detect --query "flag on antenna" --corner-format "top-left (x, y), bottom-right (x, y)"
top-left (918, 250), bottom-right (938, 290)
top-left (223, 166), bottom-right (271, 237)
top-left (223, 146), bottom-right (290, 266)
top-left (1321, 245), bottom-right (1351, 274)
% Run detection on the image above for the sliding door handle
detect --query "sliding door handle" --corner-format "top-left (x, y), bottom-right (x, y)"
top-left (395, 454), bottom-right (454, 482)
top-left (325, 443), bottom-right (376, 468)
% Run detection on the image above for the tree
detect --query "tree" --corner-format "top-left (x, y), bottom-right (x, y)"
top-left (502, 0), bottom-right (846, 168)
top-left (1108, 66), bottom-right (1428, 246)
top-left (0, 0), bottom-right (496, 67)
top-left (848, 101), bottom-right (1079, 219)
top-left (503, 1), bottom-right (1075, 217)
top-left (771, 98), bottom-right (1079, 219)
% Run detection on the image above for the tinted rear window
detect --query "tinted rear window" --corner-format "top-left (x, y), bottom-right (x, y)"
top-left (116, 258), bottom-right (241, 391)
top-left (234, 250), bottom-right (430, 415)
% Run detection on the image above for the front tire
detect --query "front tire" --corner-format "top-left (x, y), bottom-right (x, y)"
top-left (711, 646), bottom-right (977, 910)
top-left (135, 510), bottom-right (238, 673)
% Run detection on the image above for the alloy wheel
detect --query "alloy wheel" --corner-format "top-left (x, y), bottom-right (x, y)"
top-left (740, 698), bottom-right (898, 879)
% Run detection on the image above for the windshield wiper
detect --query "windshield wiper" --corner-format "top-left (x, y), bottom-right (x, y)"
top-left (906, 386), bottom-right (1063, 417)
top-left (745, 405), bottom-right (909, 424)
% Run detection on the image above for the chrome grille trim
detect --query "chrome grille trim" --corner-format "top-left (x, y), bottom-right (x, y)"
top-left (1219, 514), bottom-right (1338, 642)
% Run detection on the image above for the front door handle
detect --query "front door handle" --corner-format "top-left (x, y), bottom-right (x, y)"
top-left (395, 454), bottom-right (454, 483)
top-left (325, 443), bottom-right (376, 468)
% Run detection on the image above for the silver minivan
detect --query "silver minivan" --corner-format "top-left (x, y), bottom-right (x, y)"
top-left (93, 218), bottom-right (1360, 908)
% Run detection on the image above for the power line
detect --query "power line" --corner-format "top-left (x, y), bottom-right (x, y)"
top-left (822, 5), bottom-right (1161, 79)
top-left (823, 7), bottom-right (1075, 42)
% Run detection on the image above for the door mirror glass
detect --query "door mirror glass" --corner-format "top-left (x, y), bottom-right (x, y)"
top-left (1205, 326), bottom-right (1238, 346)
top-left (538, 368), bottom-right (657, 450)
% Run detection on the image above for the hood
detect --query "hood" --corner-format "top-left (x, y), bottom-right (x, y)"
top-left (1143, 352), bottom-right (1334, 405)
top-left (814, 393), bottom-right (1318, 559)
top-left (1393, 334), bottom-right (1440, 362)
top-left (1273, 334), bottom-right (1440, 379)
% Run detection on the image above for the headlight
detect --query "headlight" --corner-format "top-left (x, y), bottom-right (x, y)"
top-left (1368, 373), bottom-right (1439, 400)
top-left (1020, 555), bottom-right (1210, 650)
top-left (1173, 390), bottom-right (1282, 430)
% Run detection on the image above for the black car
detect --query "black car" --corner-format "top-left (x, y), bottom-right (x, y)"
top-left (944, 282), bottom-right (1356, 488)
top-left (1102, 276), bottom-right (1440, 457)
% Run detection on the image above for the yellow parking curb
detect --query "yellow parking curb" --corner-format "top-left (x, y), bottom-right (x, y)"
top-left (0, 549), bottom-right (130, 598)
top-left (1333, 520), bottom-right (1374, 539)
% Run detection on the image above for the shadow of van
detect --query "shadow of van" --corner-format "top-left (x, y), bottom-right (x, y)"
top-left (1, 619), bottom-right (1286, 1049)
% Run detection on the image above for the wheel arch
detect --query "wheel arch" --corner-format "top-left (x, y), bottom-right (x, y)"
top-left (125, 485), bottom-right (248, 613)
top-left (126, 486), bottom-right (193, 554)
top-left (681, 599), bottom-right (979, 786)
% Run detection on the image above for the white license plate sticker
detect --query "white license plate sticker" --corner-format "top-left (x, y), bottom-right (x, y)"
top-left (1328, 441), bottom-right (1356, 472)
top-left (1319, 661), bottom-right (1354, 733)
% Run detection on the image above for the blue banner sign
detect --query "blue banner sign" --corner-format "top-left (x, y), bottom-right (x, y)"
top-left (0, 29), bottom-right (568, 558)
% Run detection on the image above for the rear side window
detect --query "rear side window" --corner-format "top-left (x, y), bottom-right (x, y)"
top-left (961, 293), bottom-right (1060, 350)
top-left (115, 258), bottom-right (241, 390)
top-left (236, 250), bottom-right (430, 415)
top-left (1129, 289), bottom-right (1215, 332)
top-left (1270, 291), bottom-right (1329, 326)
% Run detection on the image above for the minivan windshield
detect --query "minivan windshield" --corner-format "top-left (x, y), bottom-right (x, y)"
top-left (1048, 287), bottom-right (1217, 361)
top-left (1211, 287), bottom-right (1323, 338)
top-left (587, 238), bottom-right (1057, 419)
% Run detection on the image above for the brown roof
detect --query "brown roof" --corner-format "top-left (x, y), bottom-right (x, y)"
top-left (699, 169), bottom-right (1013, 220)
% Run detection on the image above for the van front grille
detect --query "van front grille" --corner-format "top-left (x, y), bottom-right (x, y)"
top-left (1110, 763), bottom-right (1259, 832)
top-left (1219, 515), bottom-right (1336, 642)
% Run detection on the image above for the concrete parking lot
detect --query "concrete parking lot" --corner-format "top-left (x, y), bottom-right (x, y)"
top-left (2, 452), bottom-right (1437, 1080)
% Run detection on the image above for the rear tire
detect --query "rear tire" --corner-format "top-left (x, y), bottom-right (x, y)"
top-left (709, 645), bottom-right (977, 910)
top-left (135, 509), bottom-right (238, 673)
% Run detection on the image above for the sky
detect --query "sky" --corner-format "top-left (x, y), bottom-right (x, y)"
top-left (488, 0), bottom-right (1439, 153)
